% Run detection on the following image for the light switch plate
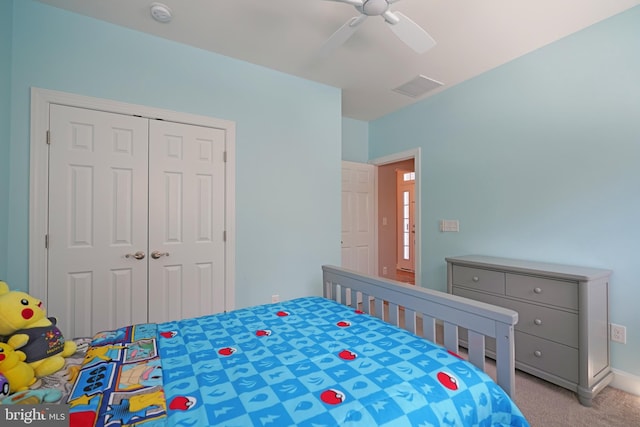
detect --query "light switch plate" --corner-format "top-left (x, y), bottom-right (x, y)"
top-left (440, 219), bottom-right (459, 232)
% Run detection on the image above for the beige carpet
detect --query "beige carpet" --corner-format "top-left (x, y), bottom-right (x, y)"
top-left (476, 356), bottom-right (640, 426)
top-left (511, 369), bottom-right (640, 427)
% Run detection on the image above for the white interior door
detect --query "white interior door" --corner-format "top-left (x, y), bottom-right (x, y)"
top-left (147, 121), bottom-right (226, 323)
top-left (341, 161), bottom-right (375, 275)
top-left (48, 104), bottom-right (150, 338)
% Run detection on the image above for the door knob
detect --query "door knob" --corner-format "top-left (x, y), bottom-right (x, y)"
top-left (125, 251), bottom-right (145, 260)
top-left (151, 251), bottom-right (170, 259)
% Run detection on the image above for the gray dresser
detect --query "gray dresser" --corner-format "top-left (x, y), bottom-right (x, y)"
top-left (446, 255), bottom-right (612, 406)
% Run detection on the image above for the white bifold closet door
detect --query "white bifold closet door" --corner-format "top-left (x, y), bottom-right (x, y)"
top-left (47, 104), bottom-right (226, 338)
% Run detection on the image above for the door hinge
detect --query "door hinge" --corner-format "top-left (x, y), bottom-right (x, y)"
top-left (45, 234), bottom-right (49, 249)
top-left (46, 130), bottom-right (51, 145)
top-left (223, 151), bottom-right (227, 163)
top-left (223, 230), bottom-right (226, 242)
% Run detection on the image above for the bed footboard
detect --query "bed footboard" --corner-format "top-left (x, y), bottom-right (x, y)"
top-left (322, 265), bottom-right (518, 398)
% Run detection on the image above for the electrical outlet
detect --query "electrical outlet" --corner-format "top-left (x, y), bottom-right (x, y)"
top-left (271, 294), bottom-right (279, 303)
top-left (610, 323), bottom-right (626, 344)
top-left (382, 266), bottom-right (388, 275)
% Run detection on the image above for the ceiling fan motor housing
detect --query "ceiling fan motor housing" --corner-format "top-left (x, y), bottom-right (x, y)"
top-left (360, 0), bottom-right (390, 16)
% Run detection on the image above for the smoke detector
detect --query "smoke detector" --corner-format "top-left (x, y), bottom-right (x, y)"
top-left (150, 3), bottom-right (172, 23)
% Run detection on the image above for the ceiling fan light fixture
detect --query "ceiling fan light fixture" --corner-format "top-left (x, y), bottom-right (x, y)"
top-left (150, 2), bottom-right (173, 23)
top-left (393, 75), bottom-right (443, 98)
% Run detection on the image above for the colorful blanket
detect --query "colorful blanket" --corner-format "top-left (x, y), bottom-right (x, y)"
top-left (67, 324), bottom-right (165, 426)
top-left (67, 297), bottom-right (529, 426)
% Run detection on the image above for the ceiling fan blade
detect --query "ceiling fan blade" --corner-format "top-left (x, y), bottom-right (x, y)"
top-left (317, 14), bottom-right (368, 59)
top-left (323, 0), bottom-right (364, 6)
top-left (386, 11), bottom-right (436, 54)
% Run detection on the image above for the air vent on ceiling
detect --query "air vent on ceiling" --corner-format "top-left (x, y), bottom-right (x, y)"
top-left (392, 75), bottom-right (443, 98)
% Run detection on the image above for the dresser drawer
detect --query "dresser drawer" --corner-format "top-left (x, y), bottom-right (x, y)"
top-left (506, 273), bottom-right (578, 310)
top-left (453, 287), bottom-right (579, 347)
top-left (508, 299), bottom-right (578, 347)
top-left (515, 331), bottom-right (579, 384)
top-left (451, 265), bottom-right (505, 295)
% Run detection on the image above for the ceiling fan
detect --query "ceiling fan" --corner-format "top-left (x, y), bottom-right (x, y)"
top-left (319, 0), bottom-right (436, 57)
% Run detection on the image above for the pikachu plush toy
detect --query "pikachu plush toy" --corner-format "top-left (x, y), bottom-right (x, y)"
top-left (0, 281), bottom-right (76, 378)
top-left (0, 342), bottom-right (37, 393)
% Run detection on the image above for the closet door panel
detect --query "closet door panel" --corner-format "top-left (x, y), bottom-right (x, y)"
top-left (148, 121), bottom-right (226, 323)
top-left (48, 104), bottom-right (149, 338)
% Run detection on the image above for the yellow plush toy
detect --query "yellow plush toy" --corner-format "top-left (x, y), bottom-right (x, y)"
top-left (0, 342), bottom-right (37, 393)
top-left (0, 281), bottom-right (76, 378)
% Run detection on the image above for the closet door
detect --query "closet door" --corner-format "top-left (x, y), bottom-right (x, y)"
top-left (47, 105), bottom-right (228, 336)
top-left (147, 121), bottom-right (226, 323)
top-left (48, 104), bottom-right (149, 338)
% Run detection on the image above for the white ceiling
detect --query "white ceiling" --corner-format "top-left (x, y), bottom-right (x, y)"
top-left (37, 0), bottom-right (639, 121)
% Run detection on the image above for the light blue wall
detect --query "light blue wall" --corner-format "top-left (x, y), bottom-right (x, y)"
top-left (342, 117), bottom-right (369, 162)
top-left (0, 0), bottom-right (11, 280)
top-left (5, 0), bottom-right (341, 306)
top-left (370, 6), bottom-right (640, 376)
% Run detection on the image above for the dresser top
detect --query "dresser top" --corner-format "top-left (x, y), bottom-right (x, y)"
top-left (446, 255), bottom-right (612, 281)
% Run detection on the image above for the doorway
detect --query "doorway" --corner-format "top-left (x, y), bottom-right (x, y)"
top-left (372, 149), bottom-right (420, 286)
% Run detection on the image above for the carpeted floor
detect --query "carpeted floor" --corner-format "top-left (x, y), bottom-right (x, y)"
top-left (476, 357), bottom-right (640, 427)
top-left (511, 369), bottom-right (640, 427)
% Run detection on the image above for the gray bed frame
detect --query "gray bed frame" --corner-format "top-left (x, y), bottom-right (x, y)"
top-left (322, 265), bottom-right (519, 398)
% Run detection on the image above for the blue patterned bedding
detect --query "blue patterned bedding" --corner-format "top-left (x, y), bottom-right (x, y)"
top-left (68, 297), bottom-right (529, 427)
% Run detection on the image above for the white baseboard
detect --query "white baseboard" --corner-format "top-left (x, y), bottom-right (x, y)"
top-left (611, 368), bottom-right (640, 396)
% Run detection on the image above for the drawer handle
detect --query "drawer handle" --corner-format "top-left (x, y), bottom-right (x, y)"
top-left (472, 276), bottom-right (480, 282)
top-left (533, 287), bottom-right (543, 294)
top-left (534, 350), bottom-right (543, 358)
top-left (534, 318), bottom-right (542, 326)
